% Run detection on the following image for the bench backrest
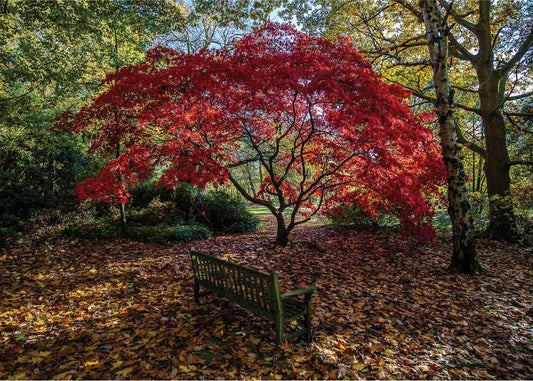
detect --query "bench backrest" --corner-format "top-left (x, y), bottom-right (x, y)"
top-left (191, 249), bottom-right (281, 320)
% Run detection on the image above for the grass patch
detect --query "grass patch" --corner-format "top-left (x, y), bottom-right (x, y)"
top-left (248, 206), bottom-right (272, 216)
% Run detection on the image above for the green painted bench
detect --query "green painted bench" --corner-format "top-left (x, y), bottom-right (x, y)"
top-left (190, 248), bottom-right (317, 344)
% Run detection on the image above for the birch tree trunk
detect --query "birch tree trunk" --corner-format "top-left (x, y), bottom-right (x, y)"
top-left (420, 0), bottom-right (482, 274)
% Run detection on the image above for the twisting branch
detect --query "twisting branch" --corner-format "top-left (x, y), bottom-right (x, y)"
top-left (438, 0), bottom-right (478, 34)
top-left (453, 118), bottom-right (486, 157)
top-left (497, 28), bottom-right (533, 78)
top-left (506, 160), bottom-right (533, 168)
top-left (447, 30), bottom-right (477, 62)
top-left (506, 91), bottom-right (533, 101)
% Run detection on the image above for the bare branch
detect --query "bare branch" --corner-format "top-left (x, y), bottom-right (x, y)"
top-left (438, 0), bottom-right (478, 33)
top-left (448, 30), bottom-right (477, 62)
top-left (452, 84), bottom-right (477, 93)
top-left (506, 91), bottom-right (533, 101)
top-left (504, 111), bottom-right (533, 118)
top-left (497, 28), bottom-right (533, 78)
top-left (454, 119), bottom-right (486, 157)
top-left (506, 160), bottom-right (533, 168)
top-left (228, 175), bottom-right (276, 212)
top-left (392, 0), bottom-right (423, 21)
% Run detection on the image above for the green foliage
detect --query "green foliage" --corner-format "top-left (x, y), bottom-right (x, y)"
top-left (62, 216), bottom-right (211, 243)
top-left (129, 183), bottom-right (261, 233)
top-left (129, 181), bottom-right (159, 209)
top-left (330, 205), bottom-right (398, 227)
top-left (162, 183), bottom-right (198, 221)
top-left (0, 0), bottom-right (187, 235)
top-left (431, 209), bottom-right (452, 230)
top-left (61, 188), bottom-right (259, 244)
top-left (0, 172), bottom-right (43, 247)
top-left (128, 198), bottom-right (180, 226)
top-left (62, 217), bottom-right (120, 240)
top-left (0, 126), bottom-right (94, 206)
top-left (127, 223), bottom-right (212, 243)
top-left (196, 191), bottom-right (261, 233)
top-left (0, 172), bottom-right (42, 219)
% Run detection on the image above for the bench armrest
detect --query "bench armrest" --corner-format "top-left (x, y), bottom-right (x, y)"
top-left (281, 285), bottom-right (317, 299)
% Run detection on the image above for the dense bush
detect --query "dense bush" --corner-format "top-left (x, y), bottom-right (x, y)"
top-left (128, 183), bottom-right (261, 233)
top-left (195, 191), bottom-right (261, 233)
top-left (168, 183), bottom-right (197, 221)
top-left (62, 217), bottom-right (120, 239)
top-left (62, 216), bottom-right (211, 243)
top-left (127, 198), bottom-right (178, 226)
top-left (0, 172), bottom-right (43, 247)
top-left (129, 181), bottom-right (159, 209)
top-left (7, 181), bottom-right (260, 246)
top-left (329, 205), bottom-right (398, 227)
top-left (126, 223), bottom-right (212, 243)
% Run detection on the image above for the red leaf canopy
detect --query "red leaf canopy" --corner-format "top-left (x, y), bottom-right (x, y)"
top-left (59, 23), bottom-right (445, 240)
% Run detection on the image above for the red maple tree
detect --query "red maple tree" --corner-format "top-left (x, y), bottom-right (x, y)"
top-left (59, 23), bottom-right (445, 245)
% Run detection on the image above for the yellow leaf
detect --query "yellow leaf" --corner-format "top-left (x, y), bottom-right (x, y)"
top-left (115, 367), bottom-right (134, 376)
top-left (179, 365), bottom-right (197, 373)
top-left (293, 355), bottom-right (311, 363)
top-left (30, 357), bottom-right (43, 364)
top-left (249, 336), bottom-right (261, 345)
top-left (111, 360), bottom-right (123, 369)
top-left (353, 363), bottom-right (366, 371)
top-left (53, 372), bottom-right (72, 380)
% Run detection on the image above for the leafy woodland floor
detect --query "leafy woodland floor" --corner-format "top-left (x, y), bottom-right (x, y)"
top-left (1, 216), bottom-right (532, 380)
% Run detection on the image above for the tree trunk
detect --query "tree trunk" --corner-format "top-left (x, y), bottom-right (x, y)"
top-left (420, 0), bottom-right (482, 274)
top-left (475, 67), bottom-right (518, 241)
top-left (275, 214), bottom-right (290, 246)
top-left (119, 202), bottom-right (127, 235)
top-left (481, 110), bottom-right (517, 241)
top-left (469, 1), bottom-right (518, 242)
top-left (116, 142), bottom-right (127, 235)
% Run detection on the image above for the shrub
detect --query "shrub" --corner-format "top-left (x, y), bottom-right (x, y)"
top-left (0, 172), bottom-right (43, 247)
top-left (330, 205), bottom-right (398, 227)
top-left (165, 183), bottom-right (198, 221)
top-left (127, 198), bottom-right (178, 226)
top-left (129, 181), bottom-right (159, 209)
top-left (0, 172), bottom-right (43, 218)
top-left (62, 217), bottom-right (120, 239)
top-left (62, 216), bottom-right (211, 243)
top-left (127, 223), bottom-right (212, 243)
top-left (196, 191), bottom-right (261, 233)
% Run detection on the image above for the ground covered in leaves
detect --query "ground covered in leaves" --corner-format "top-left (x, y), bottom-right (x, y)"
top-left (1, 216), bottom-right (532, 379)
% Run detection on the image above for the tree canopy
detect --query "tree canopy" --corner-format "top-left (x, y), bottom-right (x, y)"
top-left (60, 23), bottom-right (445, 245)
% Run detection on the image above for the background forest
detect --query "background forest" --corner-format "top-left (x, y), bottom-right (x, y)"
top-left (1, 0), bottom-right (532, 249)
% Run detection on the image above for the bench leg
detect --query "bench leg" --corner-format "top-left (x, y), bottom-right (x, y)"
top-left (193, 280), bottom-right (200, 304)
top-left (275, 317), bottom-right (284, 344)
top-left (305, 294), bottom-right (312, 343)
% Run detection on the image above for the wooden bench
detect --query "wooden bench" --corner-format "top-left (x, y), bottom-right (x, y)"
top-left (190, 248), bottom-right (317, 344)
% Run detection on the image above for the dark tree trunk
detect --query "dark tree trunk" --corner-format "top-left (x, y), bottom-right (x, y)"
top-left (275, 214), bottom-right (290, 246)
top-left (475, 65), bottom-right (518, 241)
top-left (116, 142), bottom-right (127, 235)
top-left (119, 203), bottom-right (127, 235)
top-left (468, 1), bottom-right (524, 242)
top-left (420, 0), bottom-right (482, 274)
